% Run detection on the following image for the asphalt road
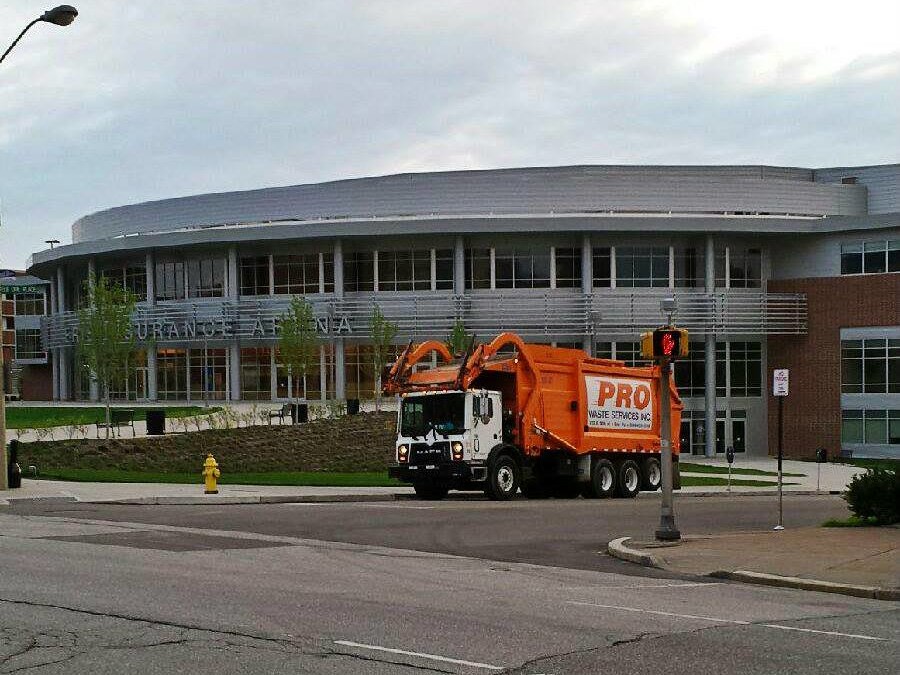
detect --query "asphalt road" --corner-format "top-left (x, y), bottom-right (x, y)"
top-left (7, 493), bottom-right (853, 574)
top-left (1, 494), bottom-right (897, 674)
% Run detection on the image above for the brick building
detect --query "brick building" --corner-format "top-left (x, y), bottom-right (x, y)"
top-left (1, 271), bottom-right (53, 401)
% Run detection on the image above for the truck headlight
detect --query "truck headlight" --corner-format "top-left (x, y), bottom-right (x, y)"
top-left (397, 445), bottom-right (409, 463)
top-left (451, 441), bottom-right (463, 461)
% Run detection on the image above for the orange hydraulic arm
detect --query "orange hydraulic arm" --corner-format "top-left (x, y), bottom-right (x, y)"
top-left (382, 340), bottom-right (454, 395)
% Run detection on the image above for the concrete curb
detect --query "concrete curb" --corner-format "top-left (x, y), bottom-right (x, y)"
top-left (606, 537), bottom-right (664, 568)
top-left (1, 493), bottom-right (403, 506)
top-left (709, 570), bottom-right (900, 601)
top-left (607, 537), bottom-right (900, 602)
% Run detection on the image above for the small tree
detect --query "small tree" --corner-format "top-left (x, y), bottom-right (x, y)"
top-left (370, 304), bottom-right (398, 411)
top-left (76, 273), bottom-right (137, 439)
top-left (278, 296), bottom-right (320, 417)
top-left (447, 319), bottom-right (474, 357)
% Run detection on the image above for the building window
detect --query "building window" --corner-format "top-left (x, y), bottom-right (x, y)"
top-left (240, 256), bottom-right (270, 296)
top-left (674, 246), bottom-right (704, 288)
top-left (615, 246), bottom-right (669, 288)
top-left (125, 265), bottom-right (147, 300)
top-left (107, 350), bottom-right (148, 401)
top-left (435, 248), bottom-right (454, 291)
top-left (240, 347), bottom-right (272, 400)
top-left (275, 344), bottom-right (334, 400)
top-left (155, 261), bottom-right (185, 301)
top-left (494, 247), bottom-right (551, 289)
top-left (344, 251), bottom-right (374, 293)
top-left (842, 410), bottom-right (900, 445)
top-left (593, 341), bottom-right (648, 367)
top-left (841, 240), bottom-right (900, 275)
top-left (157, 348), bottom-right (187, 400)
top-left (673, 342), bottom-right (706, 397)
top-left (14, 329), bottom-right (44, 360)
top-left (189, 348), bottom-right (228, 401)
top-left (344, 343), bottom-right (403, 400)
top-left (717, 246), bottom-right (761, 288)
top-left (465, 248), bottom-right (492, 290)
top-left (378, 250), bottom-right (432, 291)
top-left (274, 253), bottom-right (321, 295)
top-left (592, 247), bottom-right (612, 288)
top-left (727, 341), bottom-right (762, 397)
top-left (554, 248), bottom-right (582, 288)
top-left (841, 339), bottom-right (900, 394)
top-left (13, 292), bottom-right (45, 316)
top-left (102, 265), bottom-right (147, 301)
top-left (187, 258), bottom-right (226, 298)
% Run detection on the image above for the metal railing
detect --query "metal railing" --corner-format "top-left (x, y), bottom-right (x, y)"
top-left (41, 289), bottom-right (807, 348)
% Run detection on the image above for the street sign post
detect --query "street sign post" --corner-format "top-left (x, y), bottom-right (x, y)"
top-left (773, 369), bottom-right (789, 530)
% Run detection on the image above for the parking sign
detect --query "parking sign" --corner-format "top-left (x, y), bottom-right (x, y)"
top-left (773, 369), bottom-right (789, 397)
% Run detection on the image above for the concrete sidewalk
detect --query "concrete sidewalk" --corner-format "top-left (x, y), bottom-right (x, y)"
top-left (609, 527), bottom-right (900, 601)
top-left (0, 478), bottom-right (414, 506)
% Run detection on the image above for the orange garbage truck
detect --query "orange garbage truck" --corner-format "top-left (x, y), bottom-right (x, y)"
top-left (383, 332), bottom-right (683, 500)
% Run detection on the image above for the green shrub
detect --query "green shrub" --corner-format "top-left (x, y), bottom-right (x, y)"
top-left (842, 468), bottom-right (900, 525)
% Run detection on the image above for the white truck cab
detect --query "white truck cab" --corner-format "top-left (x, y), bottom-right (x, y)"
top-left (390, 389), bottom-right (504, 497)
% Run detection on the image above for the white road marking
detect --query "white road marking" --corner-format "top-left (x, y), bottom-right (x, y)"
top-left (567, 602), bottom-right (889, 642)
top-left (334, 640), bottom-right (503, 670)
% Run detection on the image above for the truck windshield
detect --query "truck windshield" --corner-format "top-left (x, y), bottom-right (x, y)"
top-left (400, 394), bottom-right (466, 437)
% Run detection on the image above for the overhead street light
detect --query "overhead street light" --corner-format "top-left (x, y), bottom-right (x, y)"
top-left (0, 5), bottom-right (78, 65)
top-left (1, 5), bottom-right (78, 490)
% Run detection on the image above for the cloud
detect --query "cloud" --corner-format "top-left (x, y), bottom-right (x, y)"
top-left (0, 0), bottom-right (897, 268)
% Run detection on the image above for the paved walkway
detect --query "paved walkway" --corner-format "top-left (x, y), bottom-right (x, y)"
top-left (680, 455), bottom-right (866, 493)
top-left (615, 526), bottom-right (900, 599)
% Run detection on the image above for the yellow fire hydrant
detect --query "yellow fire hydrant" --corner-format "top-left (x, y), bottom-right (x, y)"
top-left (202, 453), bottom-right (221, 494)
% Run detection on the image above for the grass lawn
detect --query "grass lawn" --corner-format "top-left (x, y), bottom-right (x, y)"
top-left (6, 406), bottom-right (221, 429)
top-left (680, 462), bottom-right (805, 478)
top-left (831, 458), bottom-right (900, 473)
top-left (680, 475), bottom-right (798, 488)
top-left (31, 468), bottom-right (401, 487)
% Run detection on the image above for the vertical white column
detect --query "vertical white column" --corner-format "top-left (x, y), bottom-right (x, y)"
top-left (333, 239), bottom-right (345, 401)
top-left (145, 250), bottom-right (158, 401)
top-left (581, 233), bottom-right (593, 354)
top-left (550, 246), bottom-right (557, 289)
top-left (453, 236), bottom-right (465, 296)
top-left (48, 280), bottom-right (60, 400)
top-left (227, 246), bottom-right (241, 401)
top-left (320, 344), bottom-right (327, 402)
top-left (704, 234), bottom-right (716, 458)
top-left (56, 266), bottom-right (69, 400)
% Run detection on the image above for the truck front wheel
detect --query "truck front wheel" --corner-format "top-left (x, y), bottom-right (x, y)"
top-left (485, 455), bottom-right (520, 500)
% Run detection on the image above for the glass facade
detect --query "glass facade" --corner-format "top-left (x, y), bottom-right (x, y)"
top-left (842, 410), bottom-right (900, 445)
top-left (841, 339), bottom-right (900, 394)
top-left (841, 240), bottom-right (900, 275)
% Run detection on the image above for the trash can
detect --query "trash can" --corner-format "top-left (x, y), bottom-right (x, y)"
top-left (346, 398), bottom-right (360, 415)
top-left (145, 409), bottom-right (166, 435)
top-left (292, 403), bottom-right (309, 424)
top-left (7, 439), bottom-right (22, 489)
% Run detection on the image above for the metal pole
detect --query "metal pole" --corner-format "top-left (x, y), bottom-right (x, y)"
top-left (655, 358), bottom-right (680, 541)
top-left (0, 344), bottom-right (8, 490)
top-left (727, 463), bottom-right (732, 493)
top-left (775, 396), bottom-right (784, 530)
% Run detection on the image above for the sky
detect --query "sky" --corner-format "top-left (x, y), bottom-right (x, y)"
top-left (1, 0), bottom-right (898, 269)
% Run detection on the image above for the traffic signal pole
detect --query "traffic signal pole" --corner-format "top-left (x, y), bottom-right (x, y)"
top-left (655, 357), bottom-right (680, 541)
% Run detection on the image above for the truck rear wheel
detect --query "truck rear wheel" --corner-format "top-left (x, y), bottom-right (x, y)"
top-left (615, 459), bottom-right (641, 498)
top-left (588, 458), bottom-right (616, 499)
top-left (485, 455), bottom-right (520, 501)
top-left (413, 481), bottom-right (449, 500)
top-left (641, 456), bottom-right (662, 491)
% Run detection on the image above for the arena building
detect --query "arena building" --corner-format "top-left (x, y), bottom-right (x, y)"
top-left (26, 164), bottom-right (900, 459)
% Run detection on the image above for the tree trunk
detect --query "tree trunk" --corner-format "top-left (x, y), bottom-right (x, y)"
top-left (374, 373), bottom-right (381, 412)
top-left (104, 384), bottom-right (111, 440)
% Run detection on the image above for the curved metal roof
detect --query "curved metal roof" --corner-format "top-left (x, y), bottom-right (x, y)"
top-left (71, 165), bottom-right (868, 244)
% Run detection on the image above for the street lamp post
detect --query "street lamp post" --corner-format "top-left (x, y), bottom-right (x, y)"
top-left (1, 5), bottom-right (78, 491)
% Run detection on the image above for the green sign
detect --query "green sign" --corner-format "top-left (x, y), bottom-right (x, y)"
top-left (1, 285), bottom-right (43, 295)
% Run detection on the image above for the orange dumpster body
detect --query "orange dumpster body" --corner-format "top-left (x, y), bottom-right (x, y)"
top-left (384, 332), bottom-right (683, 500)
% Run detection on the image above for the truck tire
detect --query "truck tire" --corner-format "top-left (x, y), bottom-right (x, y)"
top-left (641, 456), bottom-right (662, 491)
top-left (588, 458), bottom-right (616, 499)
top-left (615, 459), bottom-right (641, 498)
top-left (485, 454), bottom-right (520, 500)
top-left (413, 481), bottom-right (449, 500)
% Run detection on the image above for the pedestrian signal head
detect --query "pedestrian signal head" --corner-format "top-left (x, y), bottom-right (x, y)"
top-left (640, 327), bottom-right (689, 360)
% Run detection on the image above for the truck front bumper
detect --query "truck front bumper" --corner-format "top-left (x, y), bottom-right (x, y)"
top-left (389, 461), bottom-right (476, 484)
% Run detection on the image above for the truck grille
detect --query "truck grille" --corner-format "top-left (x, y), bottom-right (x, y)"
top-left (409, 441), bottom-right (450, 464)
